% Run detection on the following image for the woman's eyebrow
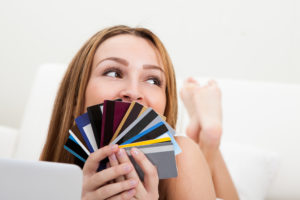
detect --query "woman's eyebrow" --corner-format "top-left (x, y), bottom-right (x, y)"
top-left (96, 57), bottom-right (164, 74)
top-left (143, 65), bottom-right (165, 74)
top-left (96, 57), bottom-right (129, 67)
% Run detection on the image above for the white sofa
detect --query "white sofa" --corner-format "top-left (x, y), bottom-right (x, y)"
top-left (1, 64), bottom-right (300, 200)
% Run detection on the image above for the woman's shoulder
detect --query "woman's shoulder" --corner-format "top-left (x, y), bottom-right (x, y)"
top-left (174, 136), bottom-right (208, 171)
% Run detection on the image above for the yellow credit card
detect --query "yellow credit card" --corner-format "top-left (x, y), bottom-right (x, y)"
top-left (119, 137), bottom-right (171, 148)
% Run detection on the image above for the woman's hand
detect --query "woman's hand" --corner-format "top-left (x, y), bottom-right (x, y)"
top-left (110, 147), bottom-right (159, 200)
top-left (81, 144), bottom-right (139, 200)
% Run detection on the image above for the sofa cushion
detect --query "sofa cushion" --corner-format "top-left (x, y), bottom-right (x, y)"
top-left (0, 126), bottom-right (19, 158)
top-left (14, 64), bottom-right (67, 160)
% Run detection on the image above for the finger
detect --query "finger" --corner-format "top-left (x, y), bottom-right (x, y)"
top-left (95, 179), bottom-right (138, 200)
top-left (83, 144), bottom-right (119, 175)
top-left (131, 147), bottom-right (159, 193)
top-left (116, 148), bottom-right (140, 180)
top-left (107, 189), bottom-right (136, 200)
top-left (106, 162), bottom-right (114, 184)
top-left (88, 163), bottom-right (133, 190)
top-left (109, 153), bottom-right (125, 182)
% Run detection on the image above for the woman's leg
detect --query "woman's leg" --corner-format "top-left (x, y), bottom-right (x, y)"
top-left (180, 78), bottom-right (239, 200)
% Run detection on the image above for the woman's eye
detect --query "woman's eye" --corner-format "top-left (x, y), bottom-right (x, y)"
top-left (146, 77), bottom-right (161, 86)
top-left (106, 71), bottom-right (118, 77)
top-left (103, 69), bottom-right (122, 78)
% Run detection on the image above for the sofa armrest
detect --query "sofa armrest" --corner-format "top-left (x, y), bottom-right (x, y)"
top-left (0, 125), bottom-right (19, 158)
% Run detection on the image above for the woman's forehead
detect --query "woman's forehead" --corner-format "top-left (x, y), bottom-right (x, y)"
top-left (93, 34), bottom-right (163, 68)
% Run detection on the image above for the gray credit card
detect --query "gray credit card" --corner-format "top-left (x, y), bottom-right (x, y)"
top-left (124, 144), bottom-right (177, 180)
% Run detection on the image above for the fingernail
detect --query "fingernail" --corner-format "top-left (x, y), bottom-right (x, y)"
top-left (117, 148), bottom-right (124, 157)
top-left (131, 148), bottom-right (139, 155)
top-left (127, 189), bottom-right (135, 196)
top-left (110, 144), bottom-right (118, 151)
top-left (129, 179), bottom-right (137, 186)
top-left (123, 163), bottom-right (131, 172)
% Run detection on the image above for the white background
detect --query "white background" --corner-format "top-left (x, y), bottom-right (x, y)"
top-left (0, 0), bottom-right (299, 128)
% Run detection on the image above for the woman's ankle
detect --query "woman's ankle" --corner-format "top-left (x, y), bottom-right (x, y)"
top-left (199, 125), bottom-right (222, 149)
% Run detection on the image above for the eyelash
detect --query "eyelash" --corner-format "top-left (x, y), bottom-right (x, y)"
top-left (102, 67), bottom-right (162, 87)
top-left (102, 67), bottom-right (123, 78)
top-left (146, 76), bottom-right (162, 86)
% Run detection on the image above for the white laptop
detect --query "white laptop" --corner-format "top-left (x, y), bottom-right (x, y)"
top-left (0, 158), bottom-right (82, 200)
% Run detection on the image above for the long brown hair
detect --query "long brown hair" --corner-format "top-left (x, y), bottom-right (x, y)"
top-left (40, 25), bottom-right (177, 164)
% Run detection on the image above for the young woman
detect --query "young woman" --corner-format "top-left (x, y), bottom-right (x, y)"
top-left (40, 25), bottom-right (239, 200)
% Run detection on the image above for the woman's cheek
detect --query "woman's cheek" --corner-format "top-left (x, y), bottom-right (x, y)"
top-left (85, 79), bottom-right (120, 106)
top-left (143, 86), bottom-right (166, 115)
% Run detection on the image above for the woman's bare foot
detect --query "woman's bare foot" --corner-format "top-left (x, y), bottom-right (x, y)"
top-left (180, 78), bottom-right (223, 152)
top-left (180, 77), bottom-right (202, 143)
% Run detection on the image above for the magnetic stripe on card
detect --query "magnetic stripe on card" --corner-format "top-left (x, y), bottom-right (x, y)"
top-left (70, 125), bottom-right (87, 149)
top-left (115, 109), bottom-right (158, 145)
top-left (64, 139), bottom-right (88, 160)
top-left (100, 100), bottom-right (115, 147)
top-left (120, 102), bottom-right (144, 133)
top-left (121, 122), bottom-right (168, 145)
top-left (69, 130), bottom-right (90, 155)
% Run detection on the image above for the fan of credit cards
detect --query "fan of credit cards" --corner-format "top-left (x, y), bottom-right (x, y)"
top-left (64, 99), bottom-right (181, 180)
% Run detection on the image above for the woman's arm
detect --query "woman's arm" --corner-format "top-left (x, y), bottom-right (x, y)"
top-left (159, 136), bottom-right (216, 200)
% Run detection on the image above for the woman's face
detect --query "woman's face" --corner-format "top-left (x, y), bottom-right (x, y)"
top-left (84, 34), bottom-right (167, 115)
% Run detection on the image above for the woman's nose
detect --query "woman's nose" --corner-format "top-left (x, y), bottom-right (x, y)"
top-left (119, 82), bottom-right (143, 102)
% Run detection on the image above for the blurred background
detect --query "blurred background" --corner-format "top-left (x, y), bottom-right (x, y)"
top-left (0, 0), bottom-right (299, 129)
